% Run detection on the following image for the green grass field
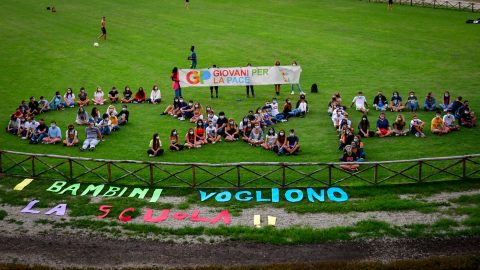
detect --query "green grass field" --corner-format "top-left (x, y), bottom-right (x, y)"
top-left (0, 0), bottom-right (479, 163)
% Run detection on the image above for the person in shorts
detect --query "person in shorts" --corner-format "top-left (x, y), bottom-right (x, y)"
top-left (376, 112), bottom-right (393, 137)
top-left (63, 124), bottom-right (78, 146)
top-left (351, 91), bottom-right (369, 114)
top-left (98, 17), bottom-right (107, 41)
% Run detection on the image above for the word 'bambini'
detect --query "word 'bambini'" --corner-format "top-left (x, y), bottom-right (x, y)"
top-left (46, 181), bottom-right (163, 203)
top-left (200, 187), bottom-right (348, 203)
top-left (98, 205), bottom-right (231, 225)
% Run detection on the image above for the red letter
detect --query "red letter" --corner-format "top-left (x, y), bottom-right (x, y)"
top-left (190, 210), bottom-right (209, 223)
top-left (209, 210), bottom-right (231, 225)
top-left (172, 212), bottom-right (188, 220)
top-left (143, 209), bottom-right (170, 223)
top-left (118, 207), bottom-right (135, 222)
top-left (97, 205), bottom-right (112, 219)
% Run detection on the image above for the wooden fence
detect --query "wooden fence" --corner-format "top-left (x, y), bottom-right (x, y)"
top-left (368, 0), bottom-right (480, 12)
top-left (0, 150), bottom-right (479, 188)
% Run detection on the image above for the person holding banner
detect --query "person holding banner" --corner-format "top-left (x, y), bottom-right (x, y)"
top-left (274, 60), bottom-right (281, 96)
top-left (171, 67), bottom-right (182, 97)
top-left (188, 46), bottom-right (197, 69)
top-left (209, 64), bottom-right (219, 98)
top-left (246, 63), bottom-right (255, 98)
top-left (290, 61), bottom-right (304, 95)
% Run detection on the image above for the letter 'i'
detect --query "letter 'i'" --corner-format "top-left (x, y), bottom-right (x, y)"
top-left (253, 215), bottom-right (276, 228)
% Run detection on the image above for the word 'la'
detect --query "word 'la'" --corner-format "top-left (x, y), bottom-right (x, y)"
top-left (20, 200), bottom-right (67, 216)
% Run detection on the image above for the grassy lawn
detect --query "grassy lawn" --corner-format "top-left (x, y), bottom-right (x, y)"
top-left (0, 0), bottom-right (479, 165)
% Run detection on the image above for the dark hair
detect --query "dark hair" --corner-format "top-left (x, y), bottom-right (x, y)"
top-left (152, 133), bottom-right (160, 150)
top-left (190, 45), bottom-right (195, 52)
top-left (172, 67), bottom-right (178, 73)
top-left (219, 111), bottom-right (225, 116)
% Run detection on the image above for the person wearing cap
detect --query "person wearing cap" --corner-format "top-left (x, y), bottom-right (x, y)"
top-left (63, 124), bottom-right (78, 147)
top-left (42, 121), bottom-right (62, 144)
top-left (80, 120), bottom-right (103, 151)
top-left (279, 129), bottom-right (299, 156)
top-left (431, 111), bottom-right (450, 135)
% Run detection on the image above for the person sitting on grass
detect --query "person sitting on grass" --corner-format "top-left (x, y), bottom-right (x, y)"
top-left (290, 94), bottom-right (308, 117)
top-left (185, 128), bottom-right (200, 149)
top-left (80, 120), bottom-right (102, 151)
top-left (38, 96), bottom-right (50, 113)
top-left (389, 91), bottom-right (404, 112)
top-left (28, 96), bottom-right (40, 115)
top-left (357, 114), bottom-right (375, 138)
top-left (6, 115), bottom-right (20, 135)
top-left (194, 119), bottom-right (208, 145)
top-left (24, 116), bottom-right (39, 140)
top-left (147, 85), bottom-right (162, 104)
top-left (459, 105), bottom-right (476, 128)
top-left (108, 86), bottom-right (119, 104)
top-left (121, 86), bottom-right (134, 103)
top-left (339, 125), bottom-right (355, 150)
top-left (440, 91), bottom-right (452, 112)
top-left (338, 113), bottom-right (352, 133)
top-left (92, 87), bottom-right (106, 105)
top-left (273, 129), bottom-right (286, 153)
top-left (328, 96), bottom-right (340, 116)
top-left (423, 92), bottom-right (437, 111)
top-left (13, 106), bottom-right (24, 119)
top-left (443, 110), bottom-right (460, 131)
top-left (109, 112), bottom-right (120, 132)
top-left (225, 118), bottom-right (239, 142)
top-left (63, 124), bottom-right (78, 147)
top-left (405, 91), bottom-right (419, 112)
top-left (179, 100), bottom-right (194, 121)
top-left (133, 87), bottom-right (146, 103)
top-left (29, 118), bottom-right (48, 144)
top-left (392, 114), bottom-right (408, 136)
top-left (147, 133), bottom-right (164, 157)
top-left (279, 129), bottom-right (300, 156)
top-left (78, 87), bottom-right (90, 107)
top-left (431, 111), bottom-right (450, 135)
top-left (376, 112), bottom-right (393, 137)
top-left (373, 91), bottom-right (388, 111)
top-left (206, 120), bottom-right (222, 144)
top-left (18, 117), bottom-right (27, 138)
top-left (353, 135), bottom-right (366, 159)
top-left (106, 105), bottom-right (118, 117)
top-left (331, 107), bottom-right (345, 130)
top-left (42, 121), bottom-right (62, 144)
top-left (90, 107), bottom-right (101, 124)
top-left (117, 105), bottom-right (129, 125)
top-left (450, 96), bottom-right (463, 117)
top-left (350, 141), bottom-right (364, 162)
top-left (161, 97), bottom-right (180, 116)
top-left (248, 123), bottom-right (264, 146)
top-left (262, 127), bottom-right (277, 150)
top-left (169, 129), bottom-right (184, 151)
top-left (50, 91), bottom-right (64, 111)
top-left (339, 145), bottom-right (359, 172)
top-left (76, 106), bottom-right (89, 125)
top-left (410, 114), bottom-right (426, 138)
top-left (242, 121), bottom-right (253, 142)
top-left (97, 113), bottom-right (111, 135)
top-left (351, 91), bottom-right (369, 114)
top-left (63, 88), bottom-right (76, 108)
top-left (216, 112), bottom-right (228, 136)
top-left (190, 102), bottom-right (203, 123)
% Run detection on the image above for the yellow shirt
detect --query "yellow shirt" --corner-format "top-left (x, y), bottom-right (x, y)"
top-left (149, 139), bottom-right (162, 149)
top-left (431, 117), bottom-right (444, 130)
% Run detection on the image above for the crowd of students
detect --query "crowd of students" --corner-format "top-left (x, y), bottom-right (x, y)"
top-left (329, 90), bottom-right (476, 171)
top-left (150, 94), bottom-right (309, 156)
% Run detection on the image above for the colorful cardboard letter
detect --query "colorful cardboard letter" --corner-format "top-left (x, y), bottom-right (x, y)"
top-left (118, 207), bottom-right (135, 222)
top-left (267, 216), bottom-right (276, 226)
top-left (284, 189), bottom-right (304, 202)
top-left (45, 204), bottom-right (67, 216)
top-left (21, 200), bottom-right (41, 214)
top-left (327, 187), bottom-right (348, 202)
top-left (97, 205), bottom-right (112, 218)
top-left (13, 178), bottom-right (34, 191)
top-left (253, 214), bottom-right (261, 228)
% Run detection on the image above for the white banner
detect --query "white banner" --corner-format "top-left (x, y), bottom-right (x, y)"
top-left (179, 66), bottom-right (302, 88)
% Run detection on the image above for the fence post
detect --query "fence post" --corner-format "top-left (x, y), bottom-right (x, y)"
top-left (236, 165), bottom-right (241, 188)
top-left (462, 158), bottom-right (466, 178)
top-left (433, 0), bottom-right (436, 8)
top-left (458, 1), bottom-right (461, 9)
top-left (31, 156), bottom-right (35, 177)
top-left (0, 151), bottom-right (3, 174)
top-left (281, 164), bottom-right (286, 188)
top-left (328, 164), bottom-right (332, 186)
top-left (149, 163), bottom-right (154, 186)
top-left (411, 0), bottom-right (413, 6)
top-left (418, 161), bottom-right (423, 182)
top-left (191, 165), bottom-right (196, 188)
top-left (472, 3), bottom-right (474, 12)
top-left (374, 163), bottom-right (379, 185)
top-left (107, 162), bottom-right (112, 183)
top-left (68, 159), bottom-right (73, 181)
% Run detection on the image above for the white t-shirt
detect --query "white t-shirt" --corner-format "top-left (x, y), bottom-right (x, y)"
top-left (352, 95), bottom-right (367, 109)
top-left (97, 119), bottom-right (111, 128)
top-left (298, 101), bottom-right (307, 112)
top-left (205, 126), bottom-right (217, 137)
top-left (410, 119), bottom-right (423, 129)
top-left (271, 102), bottom-right (279, 116)
top-left (206, 115), bottom-right (218, 126)
top-left (25, 121), bottom-right (39, 131)
top-left (443, 114), bottom-right (455, 126)
top-left (94, 91), bottom-right (104, 100)
top-left (265, 134), bottom-right (277, 145)
top-left (150, 89), bottom-right (161, 100)
top-left (331, 113), bottom-right (344, 126)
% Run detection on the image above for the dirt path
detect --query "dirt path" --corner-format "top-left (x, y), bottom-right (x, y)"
top-left (0, 234), bottom-right (479, 269)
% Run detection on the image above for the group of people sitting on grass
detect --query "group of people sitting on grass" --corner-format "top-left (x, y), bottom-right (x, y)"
top-left (148, 94), bottom-right (309, 157)
top-left (329, 90), bottom-right (476, 171)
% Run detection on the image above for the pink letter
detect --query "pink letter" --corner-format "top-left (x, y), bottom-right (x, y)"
top-left (190, 210), bottom-right (209, 223)
top-left (172, 212), bottom-right (188, 220)
top-left (143, 209), bottom-right (170, 223)
top-left (209, 210), bottom-right (231, 225)
top-left (118, 207), bottom-right (135, 222)
top-left (97, 205), bottom-right (112, 219)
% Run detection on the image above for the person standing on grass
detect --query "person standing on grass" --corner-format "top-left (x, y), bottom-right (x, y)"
top-left (246, 63), bottom-right (255, 98)
top-left (185, 0), bottom-right (190, 9)
top-left (290, 60), bottom-right (304, 95)
top-left (274, 60), bottom-right (281, 96)
top-left (210, 64), bottom-right (219, 98)
top-left (171, 67), bottom-right (182, 97)
top-left (188, 46), bottom-right (197, 69)
top-left (98, 17), bottom-right (107, 41)
top-left (388, 0), bottom-right (393, 11)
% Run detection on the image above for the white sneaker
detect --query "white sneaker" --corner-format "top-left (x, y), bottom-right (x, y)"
top-left (280, 119), bottom-right (288, 122)
top-left (196, 145), bottom-right (201, 148)
top-left (21, 137), bottom-right (26, 140)
top-left (149, 154), bottom-right (154, 157)
top-left (291, 91), bottom-right (295, 95)
top-left (403, 132), bottom-right (408, 136)
top-left (179, 117), bottom-right (185, 121)
top-left (212, 141), bottom-right (216, 144)
top-left (421, 133), bottom-right (426, 138)
top-left (300, 91), bottom-right (305, 95)
top-left (415, 132), bottom-right (420, 137)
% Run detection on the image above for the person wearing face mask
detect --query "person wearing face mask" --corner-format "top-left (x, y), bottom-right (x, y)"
top-left (108, 86), bottom-right (119, 104)
top-left (171, 67), bottom-right (182, 97)
top-left (78, 87), bottom-right (90, 107)
top-left (280, 129), bottom-right (300, 156)
top-left (274, 60), bottom-right (281, 96)
top-left (185, 128), bottom-right (200, 149)
top-left (63, 124), bottom-right (78, 147)
top-left (440, 91), bottom-right (452, 112)
top-left (147, 133), bottom-right (164, 157)
top-left (262, 127), bottom-right (277, 150)
top-left (442, 110), bottom-right (460, 131)
top-left (331, 108), bottom-right (344, 130)
top-left (76, 106), bottom-right (89, 125)
top-left (42, 121), bottom-right (62, 144)
top-left (63, 88), bottom-right (76, 108)
top-left (38, 96), bottom-right (50, 113)
top-left (225, 119), bottom-right (239, 142)
top-left (161, 97), bottom-right (181, 116)
top-left (423, 92), bottom-right (437, 112)
top-left (350, 142), bottom-right (364, 162)
top-left (242, 121), bottom-right (254, 142)
top-left (216, 111), bottom-right (228, 136)
top-left (431, 111), bottom-right (450, 135)
top-left (409, 114), bottom-right (426, 137)
top-left (459, 105), bottom-right (476, 128)
top-left (290, 60), bottom-right (304, 95)
top-left (254, 107), bottom-right (265, 127)
top-left (147, 85), bottom-right (162, 104)
top-left (246, 63), bottom-right (255, 98)
top-left (81, 120), bottom-right (103, 151)
top-left (353, 135), bottom-right (366, 159)
top-left (248, 123), bottom-right (264, 146)
top-left (29, 118), bottom-right (48, 144)
top-left (28, 96), bottom-right (40, 115)
top-left (50, 91), bottom-right (64, 111)
top-left (194, 120), bottom-right (208, 145)
top-left (270, 98), bottom-right (279, 117)
top-left (262, 108), bottom-right (273, 127)
top-left (351, 91), bottom-right (369, 114)
top-left (357, 114), bottom-right (374, 138)
top-left (376, 112), bottom-right (393, 137)
top-left (206, 120), bottom-right (222, 144)
top-left (190, 102), bottom-right (204, 123)
top-left (392, 114), bottom-right (408, 136)
top-left (134, 87), bottom-right (147, 103)
top-left (121, 86), bottom-right (135, 103)
top-left (405, 91), bottom-right (419, 112)
top-left (169, 129), bottom-right (184, 151)
top-left (389, 91), bottom-right (404, 112)
top-left (239, 117), bottom-right (249, 137)
top-left (97, 113), bottom-right (112, 135)
top-left (206, 110), bottom-right (218, 128)
top-left (179, 100), bottom-right (194, 121)
top-left (109, 112), bottom-right (120, 132)
top-left (117, 105), bottom-right (130, 125)
top-left (92, 87), bottom-right (105, 106)
top-left (273, 130), bottom-right (286, 153)
top-left (339, 126), bottom-right (354, 150)
top-left (205, 105), bottom-right (214, 116)
top-left (339, 145), bottom-right (360, 172)
top-left (373, 91), bottom-right (388, 112)
top-left (6, 115), bottom-right (20, 135)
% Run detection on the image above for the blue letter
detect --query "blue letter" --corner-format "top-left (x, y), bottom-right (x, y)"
top-left (199, 191), bottom-right (217, 202)
top-left (327, 187), bottom-right (348, 202)
top-left (215, 191), bottom-right (232, 202)
top-left (235, 191), bottom-right (253, 202)
top-left (256, 190), bottom-right (271, 202)
top-left (285, 189), bottom-right (304, 203)
top-left (271, 188), bottom-right (280, 203)
top-left (307, 188), bottom-right (325, 202)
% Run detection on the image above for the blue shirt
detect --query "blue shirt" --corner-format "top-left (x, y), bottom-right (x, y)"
top-left (48, 127), bottom-right (62, 139)
top-left (376, 118), bottom-right (389, 129)
top-left (190, 51), bottom-right (197, 62)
